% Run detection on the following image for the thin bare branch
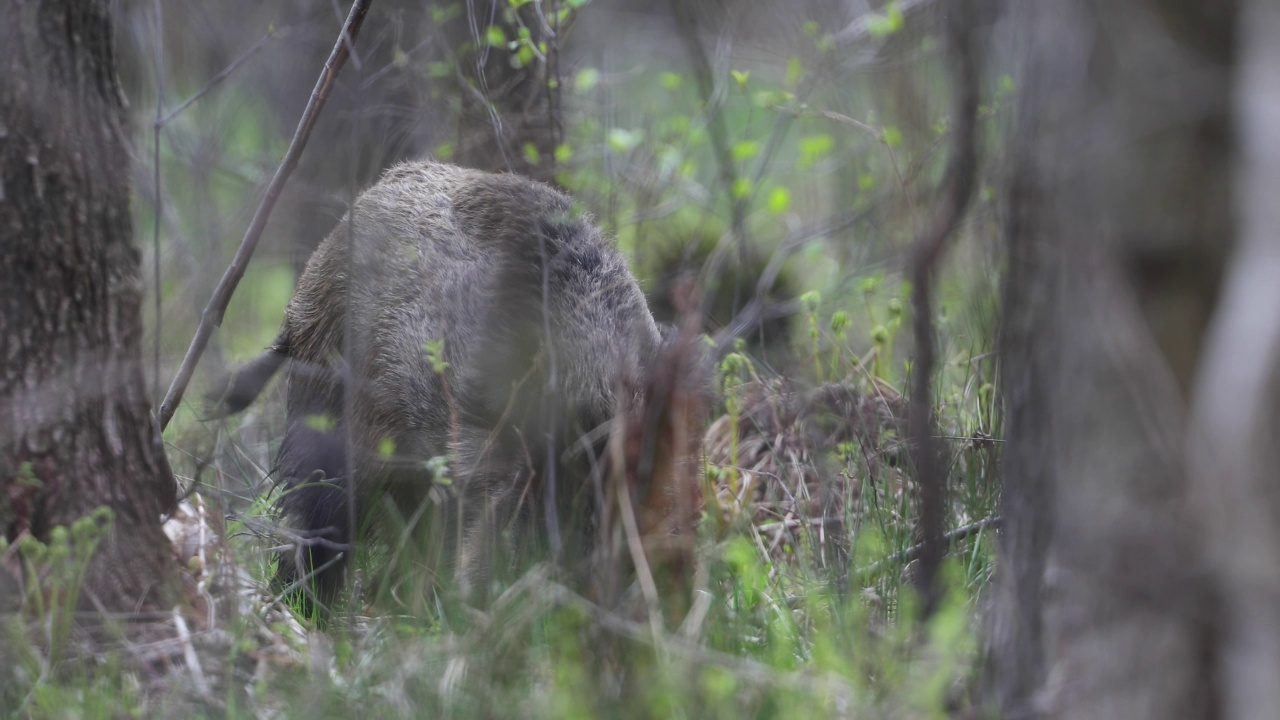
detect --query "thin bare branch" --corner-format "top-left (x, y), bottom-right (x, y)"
top-left (158, 0), bottom-right (374, 430)
top-left (858, 516), bottom-right (1003, 580)
top-left (158, 25), bottom-right (290, 126)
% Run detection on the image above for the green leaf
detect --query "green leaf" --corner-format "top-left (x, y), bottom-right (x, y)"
top-left (426, 455), bottom-right (451, 483)
top-left (575, 67), bottom-right (601, 93)
top-left (662, 114), bottom-right (691, 136)
top-left (887, 2), bottom-right (905, 30)
top-left (16, 461), bottom-right (41, 488)
top-left (607, 127), bottom-right (644, 154)
top-left (423, 339), bottom-right (450, 373)
top-left (766, 186), bottom-right (791, 214)
top-left (867, 16), bottom-right (894, 36)
top-left (554, 143), bottom-right (574, 163)
top-left (485, 25), bottom-right (506, 47)
top-left (882, 125), bottom-right (902, 148)
top-left (799, 133), bottom-right (833, 156)
top-left (515, 44), bottom-right (534, 68)
top-left (804, 239), bottom-right (824, 263)
top-left (305, 413), bottom-right (337, 433)
top-left (798, 133), bottom-right (833, 168)
top-left (430, 4), bottom-right (461, 24)
top-left (731, 140), bottom-right (760, 162)
top-left (784, 57), bottom-right (804, 87)
top-left (867, 2), bottom-right (905, 37)
top-left (523, 142), bottom-right (541, 165)
top-left (661, 72), bottom-right (682, 90)
top-left (752, 89), bottom-right (795, 109)
top-left (732, 177), bottom-right (753, 198)
top-left (730, 69), bottom-right (750, 90)
top-left (723, 537), bottom-right (767, 607)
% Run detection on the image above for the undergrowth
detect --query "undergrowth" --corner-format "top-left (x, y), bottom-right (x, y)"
top-left (1, 281), bottom-right (1000, 718)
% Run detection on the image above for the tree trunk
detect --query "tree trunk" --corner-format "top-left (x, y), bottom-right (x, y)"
top-left (992, 0), bottom-right (1237, 716)
top-left (1187, 2), bottom-right (1280, 716)
top-left (1, 0), bottom-right (177, 611)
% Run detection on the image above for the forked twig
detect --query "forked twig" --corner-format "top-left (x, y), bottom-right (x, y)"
top-left (158, 0), bottom-right (374, 429)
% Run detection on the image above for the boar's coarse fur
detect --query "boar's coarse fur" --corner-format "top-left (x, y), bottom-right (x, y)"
top-left (212, 161), bottom-right (666, 611)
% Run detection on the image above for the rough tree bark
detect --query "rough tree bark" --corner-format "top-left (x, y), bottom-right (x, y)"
top-left (991, 0), bottom-right (1238, 717)
top-left (1, 0), bottom-right (177, 610)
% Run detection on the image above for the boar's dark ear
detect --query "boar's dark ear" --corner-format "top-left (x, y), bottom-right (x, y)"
top-left (203, 333), bottom-right (291, 419)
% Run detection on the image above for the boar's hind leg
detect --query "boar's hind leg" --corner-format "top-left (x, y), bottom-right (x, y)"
top-left (273, 360), bottom-right (353, 614)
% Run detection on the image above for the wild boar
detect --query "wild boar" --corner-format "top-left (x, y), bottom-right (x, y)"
top-left (210, 161), bottom-right (682, 612)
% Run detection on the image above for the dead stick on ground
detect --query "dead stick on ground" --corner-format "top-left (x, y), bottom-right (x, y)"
top-left (907, 0), bottom-right (980, 619)
top-left (858, 516), bottom-right (1003, 581)
top-left (157, 0), bottom-right (374, 430)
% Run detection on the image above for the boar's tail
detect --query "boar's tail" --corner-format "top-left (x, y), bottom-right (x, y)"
top-left (204, 332), bottom-right (291, 418)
